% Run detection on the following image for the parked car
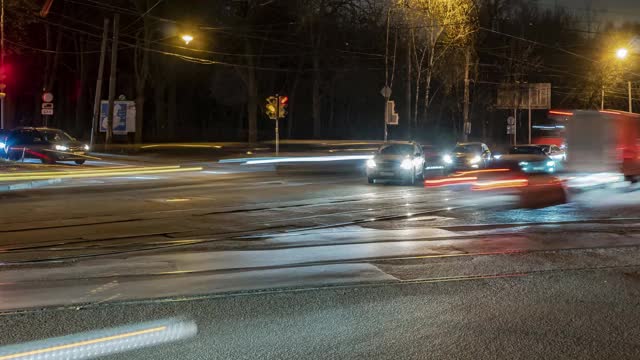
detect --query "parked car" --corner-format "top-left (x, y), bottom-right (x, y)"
top-left (4, 127), bottom-right (90, 164)
top-left (442, 142), bottom-right (492, 171)
top-left (366, 142), bottom-right (425, 185)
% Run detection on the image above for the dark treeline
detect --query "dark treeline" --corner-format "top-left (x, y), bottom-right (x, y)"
top-left (2, 0), bottom-right (638, 145)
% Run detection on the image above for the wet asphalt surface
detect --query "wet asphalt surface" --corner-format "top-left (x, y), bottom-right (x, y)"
top-left (2, 158), bottom-right (640, 358)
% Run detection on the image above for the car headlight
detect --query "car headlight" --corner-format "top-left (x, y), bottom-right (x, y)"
top-left (469, 155), bottom-right (482, 164)
top-left (546, 161), bottom-right (555, 167)
top-left (443, 154), bottom-right (453, 164)
top-left (84, 144), bottom-right (90, 151)
top-left (401, 158), bottom-right (413, 170)
top-left (519, 161), bottom-right (529, 166)
top-left (366, 159), bottom-right (377, 168)
top-left (55, 145), bottom-right (69, 151)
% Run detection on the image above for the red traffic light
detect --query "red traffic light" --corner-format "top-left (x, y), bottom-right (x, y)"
top-left (279, 96), bottom-right (288, 105)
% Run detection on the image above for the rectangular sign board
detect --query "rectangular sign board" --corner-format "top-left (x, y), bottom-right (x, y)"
top-left (496, 83), bottom-right (551, 110)
top-left (41, 108), bottom-right (54, 115)
top-left (99, 101), bottom-right (136, 134)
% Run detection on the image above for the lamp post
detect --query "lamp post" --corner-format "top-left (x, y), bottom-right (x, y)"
top-left (616, 47), bottom-right (633, 113)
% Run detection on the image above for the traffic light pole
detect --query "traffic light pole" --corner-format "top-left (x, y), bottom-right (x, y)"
top-left (275, 94), bottom-right (280, 156)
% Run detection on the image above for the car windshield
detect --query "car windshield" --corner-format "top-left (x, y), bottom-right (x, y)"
top-left (509, 146), bottom-right (545, 155)
top-left (38, 129), bottom-right (75, 142)
top-left (379, 144), bottom-right (414, 155)
top-left (454, 144), bottom-right (482, 153)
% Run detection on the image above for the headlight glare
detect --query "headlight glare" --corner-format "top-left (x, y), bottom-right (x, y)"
top-left (366, 159), bottom-right (377, 168)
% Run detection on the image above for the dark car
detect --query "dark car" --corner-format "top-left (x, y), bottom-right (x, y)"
top-left (5, 127), bottom-right (90, 164)
top-left (508, 144), bottom-right (566, 162)
top-left (366, 142), bottom-right (425, 185)
top-left (493, 154), bottom-right (558, 174)
top-left (443, 142), bottom-right (492, 170)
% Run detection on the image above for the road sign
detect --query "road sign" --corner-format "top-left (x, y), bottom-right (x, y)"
top-left (99, 100), bottom-right (136, 134)
top-left (496, 83), bottom-right (551, 110)
top-left (507, 125), bottom-right (516, 134)
top-left (42, 92), bottom-right (54, 103)
top-left (507, 116), bottom-right (516, 125)
top-left (385, 100), bottom-right (399, 125)
top-left (0, 92), bottom-right (5, 99)
top-left (380, 86), bottom-right (392, 98)
top-left (41, 102), bottom-right (54, 115)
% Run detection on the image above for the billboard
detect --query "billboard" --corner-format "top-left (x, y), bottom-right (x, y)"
top-left (496, 83), bottom-right (551, 110)
top-left (99, 100), bottom-right (136, 135)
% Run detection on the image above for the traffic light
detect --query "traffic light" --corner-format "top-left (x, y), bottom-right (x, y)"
top-left (265, 95), bottom-right (288, 120)
top-left (0, 64), bottom-right (8, 98)
top-left (265, 96), bottom-right (278, 119)
top-left (278, 95), bottom-right (288, 118)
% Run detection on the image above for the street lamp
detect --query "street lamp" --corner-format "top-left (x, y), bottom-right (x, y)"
top-left (181, 34), bottom-right (193, 45)
top-left (615, 48), bottom-right (632, 112)
top-left (616, 47), bottom-right (629, 60)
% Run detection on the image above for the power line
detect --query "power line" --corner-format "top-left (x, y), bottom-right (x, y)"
top-left (5, 38), bottom-right (102, 54)
top-left (479, 26), bottom-right (597, 63)
top-left (121, 0), bottom-right (164, 32)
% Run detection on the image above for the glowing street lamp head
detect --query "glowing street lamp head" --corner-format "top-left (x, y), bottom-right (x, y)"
top-left (181, 34), bottom-right (194, 45)
top-left (616, 48), bottom-right (629, 60)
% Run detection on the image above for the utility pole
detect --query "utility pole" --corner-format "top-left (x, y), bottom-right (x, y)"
top-left (629, 81), bottom-right (633, 113)
top-left (383, 8), bottom-right (391, 142)
top-left (462, 49), bottom-right (471, 142)
top-left (90, 18), bottom-right (109, 147)
top-left (105, 13), bottom-right (119, 145)
top-left (513, 108), bottom-right (517, 146)
top-left (528, 84), bottom-right (532, 144)
top-left (275, 94), bottom-right (280, 156)
top-left (601, 85), bottom-right (604, 111)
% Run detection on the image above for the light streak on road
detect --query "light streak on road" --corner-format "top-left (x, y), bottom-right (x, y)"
top-left (472, 179), bottom-right (528, 191)
top-left (0, 166), bottom-right (203, 181)
top-left (0, 318), bottom-right (197, 360)
top-left (0, 166), bottom-right (182, 177)
top-left (220, 155), bottom-right (373, 165)
top-left (140, 144), bottom-right (222, 149)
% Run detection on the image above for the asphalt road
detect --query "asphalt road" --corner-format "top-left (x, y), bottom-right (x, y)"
top-left (3, 154), bottom-right (640, 358)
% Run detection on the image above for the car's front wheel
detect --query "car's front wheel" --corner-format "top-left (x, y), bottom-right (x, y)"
top-left (75, 160), bottom-right (86, 165)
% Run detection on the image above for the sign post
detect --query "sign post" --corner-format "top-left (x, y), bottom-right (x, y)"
top-left (275, 94), bottom-right (280, 156)
top-left (507, 116), bottom-right (516, 145)
top-left (380, 86), bottom-right (392, 141)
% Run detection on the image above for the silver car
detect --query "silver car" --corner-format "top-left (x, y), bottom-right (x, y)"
top-left (366, 142), bottom-right (425, 185)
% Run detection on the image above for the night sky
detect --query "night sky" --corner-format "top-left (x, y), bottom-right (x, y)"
top-left (549, 0), bottom-right (640, 25)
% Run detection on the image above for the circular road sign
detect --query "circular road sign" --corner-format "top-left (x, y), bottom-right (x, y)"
top-left (42, 92), bottom-right (54, 103)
